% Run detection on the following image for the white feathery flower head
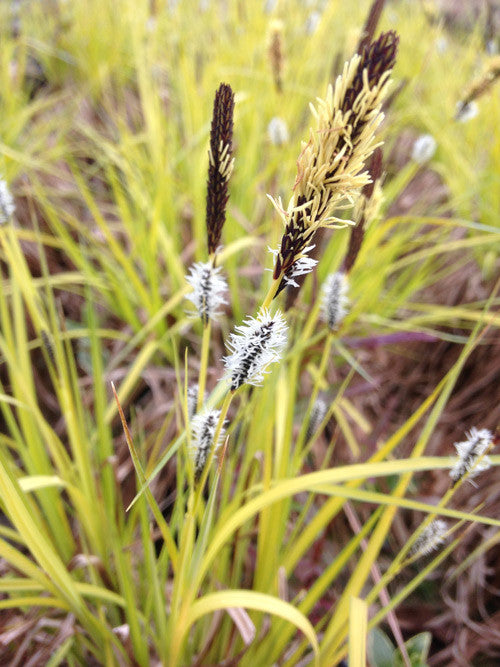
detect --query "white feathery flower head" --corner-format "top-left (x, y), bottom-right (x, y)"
top-left (268, 117), bottom-right (289, 146)
top-left (486, 39), bottom-right (498, 55)
top-left (190, 409), bottom-right (225, 478)
top-left (185, 261), bottom-right (228, 324)
top-left (187, 383), bottom-right (205, 419)
top-left (435, 37), bottom-right (448, 54)
top-left (0, 178), bottom-right (15, 224)
top-left (455, 100), bottom-right (478, 123)
top-left (450, 427), bottom-right (492, 484)
top-left (321, 272), bottom-right (349, 330)
top-left (283, 251), bottom-right (318, 287)
top-left (305, 10), bottom-right (321, 34)
top-left (267, 244), bottom-right (318, 287)
top-left (224, 309), bottom-right (288, 391)
top-left (263, 0), bottom-right (278, 13)
top-left (306, 398), bottom-right (327, 441)
top-left (412, 520), bottom-right (448, 557)
top-left (411, 134), bottom-right (437, 164)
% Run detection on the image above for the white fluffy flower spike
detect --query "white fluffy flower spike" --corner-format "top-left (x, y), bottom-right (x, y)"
top-left (412, 520), bottom-right (448, 557)
top-left (187, 384), bottom-right (204, 420)
top-left (322, 272), bottom-right (349, 330)
top-left (267, 117), bottom-right (289, 146)
top-left (455, 100), bottom-right (478, 122)
top-left (190, 409), bottom-right (225, 479)
top-left (306, 398), bottom-right (327, 441)
top-left (450, 427), bottom-right (492, 484)
top-left (268, 244), bottom-right (318, 288)
top-left (224, 309), bottom-right (288, 391)
top-left (411, 134), bottom-right (437, 164)
top-left (185, 261), bottom-right (228, 324)
top-left (0, 178), bottom-right (15, 224)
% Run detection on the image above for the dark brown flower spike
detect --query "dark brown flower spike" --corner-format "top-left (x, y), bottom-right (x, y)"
top-left (356, 0), bottom-right (386, 55)
top-left (455, 56), bottom-right (500, 119)
top-left (206, 83), bottom-right (235, 256)
top-left (343, 146), bottom-right (384, 274)
top-left (268, 20), bottom-right (284, 94)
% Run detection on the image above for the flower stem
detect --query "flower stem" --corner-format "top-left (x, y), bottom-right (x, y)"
top-left (198, 321), bottom-right (211, 411)
top-left (296, 331), bottom-right (333, 454)
top-left (262, 275), bottom-right (283, 309)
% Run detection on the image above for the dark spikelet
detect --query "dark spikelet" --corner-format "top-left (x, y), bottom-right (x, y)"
top-left (273, 199), bottom-right (310, 282)
top-left (41, 329), bottom-right (55, 364)
top-left (269, 22), bottom-right (284, 93)
top-left (343, 30), bottom-right (399, 115)
top-left (356, 0), bottom-right (386, 55)
top-left (206, 83), bottom-right (235, 255)
top-left (343, 147), bottom-right (383, 274)
top-left (271, 31), bottom-right (398, 296)
top-left (363, 146), bottom-right (384, 200)
top-left (284, 229), bottom-right (324, 310)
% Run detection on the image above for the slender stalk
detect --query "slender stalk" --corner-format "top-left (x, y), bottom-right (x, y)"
top-left (295, 332), bottom-right (334, 454)
top-left (198, 321), bottom-right (211, 411)
top-left (262, 275), bottom-right (283, 310)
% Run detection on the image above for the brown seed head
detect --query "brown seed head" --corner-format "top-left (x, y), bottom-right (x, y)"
top-left (460, 55), bottom-right (500, 108)
top-left (343, 147), bottom-right (384, 274)
top-left (268, 20), bottom-right (285, 94)
top-left (206, 83), bottom-right (235, 255)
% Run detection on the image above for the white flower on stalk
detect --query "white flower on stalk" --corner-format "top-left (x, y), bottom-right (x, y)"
top-left (185, 261), bottom-right (228, 324)
top-left (0, 178), bottom-right (15, 224)
top-left (321, 272), bottom-right (349, 330)
top-left (411, 134), bottom-right (437, 164)
top-left (412, 519), bottom-right (448, 557)
top-left (306, 398), bottom-right (327, 441)
top-left (486, 39), bottom-right (498, 55)
top-left (435, 37), bottom-right (448, 54)
top-left (305, 10), bottom-right (321, 34)
top-left (190, 409), bottom-right (225, 478)
top-left (450, 427), bottom-right (492, 484)
top-left (455, 100), bottom-right (478, 122)
top-left (267, 244), bottom-right (318, 288)
top-left (263, 0), bottom-right (278, 13)
top-left (187, 383), bottom-right (206, 419)
top-left (224, 309), bottom-right (288, 391)
top-left (268, 117), bottom-right (289, 146)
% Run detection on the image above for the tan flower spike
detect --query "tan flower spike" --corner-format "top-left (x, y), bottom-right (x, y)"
top-left (269, 31), bottom-right (398, 294)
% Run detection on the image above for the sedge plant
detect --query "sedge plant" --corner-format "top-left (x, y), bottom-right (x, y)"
top-left (0, 2), bottom-right (500, 666)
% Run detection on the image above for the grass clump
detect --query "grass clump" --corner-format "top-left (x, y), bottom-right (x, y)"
top-left (0, 1), bottom-right (499, 665)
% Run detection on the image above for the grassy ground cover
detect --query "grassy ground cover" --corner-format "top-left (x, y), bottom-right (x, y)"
top-left (0, 1), bottom-right (499, 664)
